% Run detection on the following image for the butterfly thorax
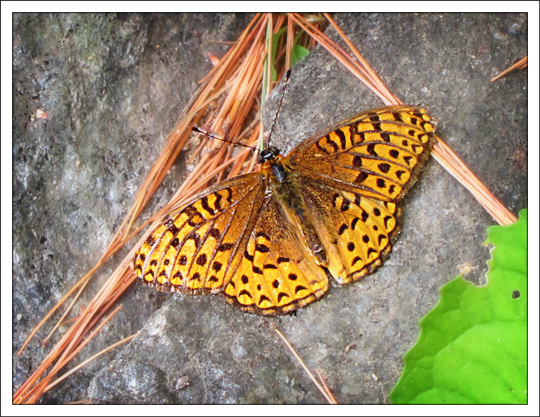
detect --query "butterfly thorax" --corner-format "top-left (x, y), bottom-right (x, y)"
top-left (261, 152), bottom-right (329, 266)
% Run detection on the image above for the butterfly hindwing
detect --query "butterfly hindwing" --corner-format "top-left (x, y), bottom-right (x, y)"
top-left (223, 196), bottom-right (329, 315)
top-left (298, 178), bottom-right (401, 284)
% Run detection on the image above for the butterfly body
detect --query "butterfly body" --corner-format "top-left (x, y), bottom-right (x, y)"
top-left (263, 153), bottom-right (330, 268)
top-left (132, 105), bottom-right (436, 315)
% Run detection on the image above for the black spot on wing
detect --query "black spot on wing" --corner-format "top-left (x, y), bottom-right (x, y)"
top-left (332, 193), bottom-right (340, 208)
top-left (355, 172), bottom-right (369, 184)
top-left (224, 187), bottom-right (233, 204)
top-left (196, 253), bottom-right (207, 266)
top-left (255, 244), bottom-right (270, 253)
top-left (316, 141), bottom-right (327, 154)
top-left (295, 285), bottom-right (307, 294)
top-left (238, 289), bottom-right (252, 299)
top-left (256, 231), bottom-right (271, 240)
top-left (335, 129), bottom-right (347, 150)
top-left (378, 163), bottom-right (391, 173)
top-left (325, 135), bottom-right (338, 152)
top-left (209, 228), bottom-right (221, 239)
top-left (218, 243), bottom-right (234, 252)
top-left (258, 295), bottom-right (271, 305)
top-left (214, 192), bottom-right (223, 210)
top-left (370, 115), bottom-right (381, 128)
top-left (361, 211), bottom-right (369, 222)
top-left (200, 196), bottom-right (215, 216)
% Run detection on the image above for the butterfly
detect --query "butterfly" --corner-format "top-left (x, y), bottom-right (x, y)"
top-left (131, 105), bottom-right (436, 315)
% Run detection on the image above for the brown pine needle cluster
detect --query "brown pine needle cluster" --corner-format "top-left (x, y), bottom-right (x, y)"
top-left (15, 13), bottom-right (519, 404)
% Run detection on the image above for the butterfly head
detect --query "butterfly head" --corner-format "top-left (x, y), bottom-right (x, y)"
top-left (257, 146), bottom-right (281, 164)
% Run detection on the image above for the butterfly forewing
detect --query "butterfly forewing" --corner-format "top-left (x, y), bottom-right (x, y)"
top-left (290, 105), bottom-right (435, 202)
top-left (132, 173), bottom-right (266, 294)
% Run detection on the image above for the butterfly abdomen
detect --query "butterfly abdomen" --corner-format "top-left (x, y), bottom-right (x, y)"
top-left (266, 161), bottom-right (329, 266)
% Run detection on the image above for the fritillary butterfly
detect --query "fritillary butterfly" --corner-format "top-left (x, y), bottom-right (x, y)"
top-left (131, 105), bottom-right (436, 315)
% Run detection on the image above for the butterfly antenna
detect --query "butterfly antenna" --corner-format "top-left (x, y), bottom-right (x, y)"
top-left (266, 69), bottom-right (292, 148)
top-left (191, 126), bottom-right (258, 152)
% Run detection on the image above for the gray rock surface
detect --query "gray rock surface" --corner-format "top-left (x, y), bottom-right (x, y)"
top-left (12, 12), bottom-right (254, 404)
top-left (13, 13), bottom-right (527, 404)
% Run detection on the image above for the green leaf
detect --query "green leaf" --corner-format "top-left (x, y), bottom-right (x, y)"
top-left (390, 210), bottom-right (527, 404)
top-left (267, 26), bottom-right (311, 82)
top-left (290, 30), bottom-right (309, 67)
top-left (290, 44), bottom-right (310, 67)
